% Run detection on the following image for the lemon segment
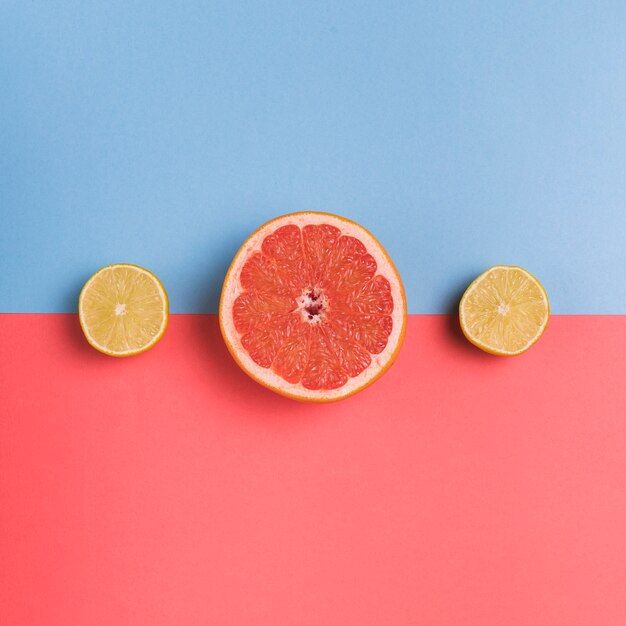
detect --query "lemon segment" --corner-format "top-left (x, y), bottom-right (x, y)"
top-left (79, 264), bottom-right (168, 357)
top-left (459, 266), bottom-right (549, 356)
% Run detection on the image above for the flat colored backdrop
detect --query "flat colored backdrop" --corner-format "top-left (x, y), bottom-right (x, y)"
top-left (2, 0), bottom-right (626, 313)
top-left (2, 3), bottom-right (626, 626)
top-left (2, 315), bottom-right (626, 626)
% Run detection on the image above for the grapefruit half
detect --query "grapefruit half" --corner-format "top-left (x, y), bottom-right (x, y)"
top-left (219, 212), bottom-right (407, 402)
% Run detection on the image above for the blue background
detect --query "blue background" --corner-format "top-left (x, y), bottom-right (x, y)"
top-left (2, 0), bottom-right (626, 314)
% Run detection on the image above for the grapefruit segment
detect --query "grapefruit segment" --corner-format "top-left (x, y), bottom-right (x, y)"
top-left (239, 311), bottom-right (305, 367)
top-left (273, 331), bottom-right (310, 384)
top-left (328, 329), bottom-right (372, 378)
top-left (261, 224), bottom-right (302, 262)
top-left (232, 292), bottom-right (294, 334)
top-left (302, 224), bottom-right (341, 281)
top-left (219, 212), bottom-right (407, 401)
top-left (340, 275), bottom-right (394, 315)
top-left (331, 313), bottom-right (393, 355)
top-left (301, 327), bottom-right (348, 391)
top-left (328, 237), bottom-right (377, 293)
top-left (240, 253), bottom-right (286, 295)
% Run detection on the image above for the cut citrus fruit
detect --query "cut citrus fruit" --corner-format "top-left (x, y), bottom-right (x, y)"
top-left (78, 264), bottom-right (168, 357)
top-left (219, 212), bottom-right (407, 401)
top-left (459, 265), bottom-right (549, 356)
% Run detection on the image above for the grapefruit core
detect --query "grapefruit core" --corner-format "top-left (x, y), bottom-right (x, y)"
top-left (219, 212), bottom-right (407, 402)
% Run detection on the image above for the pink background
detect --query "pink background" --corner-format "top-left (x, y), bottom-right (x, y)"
top-left (2, 314), bottom-right (625, 625)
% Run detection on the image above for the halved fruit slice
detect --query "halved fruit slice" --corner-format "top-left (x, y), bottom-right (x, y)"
top-left (219, 212), bottom-right (407, 401)
top-left (79, 264), bottom-right (168, 357)
top-left (459, 265), bottom-right (549, 356)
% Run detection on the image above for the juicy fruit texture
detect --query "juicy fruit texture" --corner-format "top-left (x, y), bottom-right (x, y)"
top-left (459, 266), bottom-right (549, 356)
top-left (234, 229), bottom-right (391, 388)
top-left (220, 213), bottom-right (406, 401)
top-left (79, 264), bottom-right (168, 357)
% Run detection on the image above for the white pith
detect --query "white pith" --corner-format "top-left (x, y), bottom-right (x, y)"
top-left (296, 288), bottom-right (328, 325)
top-left (220, 213), bottom-right (406, 400)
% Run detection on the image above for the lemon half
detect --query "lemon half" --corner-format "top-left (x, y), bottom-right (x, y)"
top-left (459, 266), bottom-right (549, 356)
top-left (79, 264), bottom-right (168, 357)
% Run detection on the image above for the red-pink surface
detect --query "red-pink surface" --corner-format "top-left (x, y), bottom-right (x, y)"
top-left (2, 314), bottom-right (626, 625)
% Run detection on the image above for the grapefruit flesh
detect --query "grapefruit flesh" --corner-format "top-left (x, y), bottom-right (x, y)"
top-left (219, 212), bottom-right (407, 401)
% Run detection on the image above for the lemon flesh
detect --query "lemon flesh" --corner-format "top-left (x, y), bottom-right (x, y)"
top-left (459, 266), bottom-right (549, 356)
top-left (79, 264), bottom-right (168, 356)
